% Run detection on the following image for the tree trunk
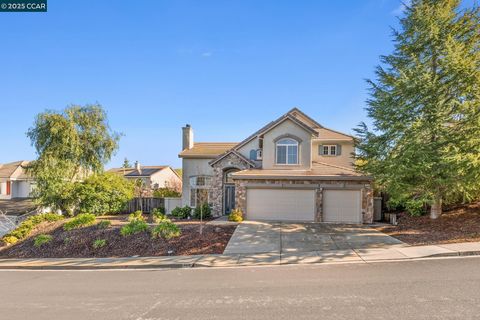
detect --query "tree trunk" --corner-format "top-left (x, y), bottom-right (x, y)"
top-left (430, 197), bottom-right (442, 219)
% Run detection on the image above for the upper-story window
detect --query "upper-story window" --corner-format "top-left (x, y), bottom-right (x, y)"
top-left (190, 176), bottom-right (212, 188)
top-left (320, 145), bottom-right (339, 156)
top-left (276, 138), bottom-right (299, 165)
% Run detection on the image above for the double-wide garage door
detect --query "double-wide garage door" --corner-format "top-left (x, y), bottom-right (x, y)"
top-left (246, 188), bottom-right (362, 223)
top-left (246, 189), bottom-right (316, 221)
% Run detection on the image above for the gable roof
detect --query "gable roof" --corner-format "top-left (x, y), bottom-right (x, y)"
top-left (232, 108), bottom-right (320, 152)
top-left (209, 149), bottom-right (257, 167)
top-left (178, 142), bottom-right (238, 159)
top-left (179, 108), bottom-right (354, 161)
top-left (0, 161), bottom-right (31, 179)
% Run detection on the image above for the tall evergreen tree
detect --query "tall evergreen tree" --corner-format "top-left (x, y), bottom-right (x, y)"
top-left (355, 0), bottom-right (480, 219)
top-left (122, 158), bottom-right (132, 168)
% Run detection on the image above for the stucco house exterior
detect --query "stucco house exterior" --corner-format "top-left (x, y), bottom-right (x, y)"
top-left (179, 108), bottom-right (374, 224)
top-left (0, 161), bottom-right (35, 200)
top-left (108, 163), bottom-right (182, 192)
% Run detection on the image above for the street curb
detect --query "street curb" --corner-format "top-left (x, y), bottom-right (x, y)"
top-left (0, 263), bottom-right (195, 270)
top-left (1, 250), bottom-right (480, 270)
top-left (427, 251), bottom-right (480, 258)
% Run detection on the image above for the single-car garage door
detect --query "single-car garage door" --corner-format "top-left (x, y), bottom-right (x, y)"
top-left (323, 190), bottom-right (362, 224)
top-left (246, 189), bottom-right (315, 221)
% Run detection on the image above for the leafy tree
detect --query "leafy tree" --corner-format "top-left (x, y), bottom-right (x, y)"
top-left (355, 0), bottom-right (480, 219)
top-left (27, 104), bottom-right (121, 212)
top-left (75, 172), bottom-right (134, 215)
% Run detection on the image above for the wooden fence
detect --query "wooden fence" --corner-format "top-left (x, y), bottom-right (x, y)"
top-left (127, 198), bottom-right (165, 213)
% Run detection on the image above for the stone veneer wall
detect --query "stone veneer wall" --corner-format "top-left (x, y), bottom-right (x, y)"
top-left (210, 153), bottom-right (253, 217)
top-left (234, 179), bottom-right (374, 224)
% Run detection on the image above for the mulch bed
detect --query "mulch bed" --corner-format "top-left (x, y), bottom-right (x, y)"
top-left (0, 219), bottom-right (236, 258)
top-left (374, 202), bottom-right (480, 245)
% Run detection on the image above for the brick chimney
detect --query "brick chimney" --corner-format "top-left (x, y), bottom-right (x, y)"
top-left (182, 124), bottom-right (194, 150)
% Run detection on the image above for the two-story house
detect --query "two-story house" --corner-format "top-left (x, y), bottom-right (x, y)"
top-left (179, 108), bottom-right (373, 223)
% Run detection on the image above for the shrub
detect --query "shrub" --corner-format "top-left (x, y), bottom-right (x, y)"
top-left (97, 220), bottom-right (111, 229)
top-left (63, 213), bottom-right (97, 231)
top-left (93, 239), bottom-right (107, 249)
top-left (151, 220), bottom-right (181, 240)
top-left (405, 199), bottom-right (426, 216)
top-left (29, 213), bottom-right (64, 224)
top-left (2, 213), bottom-right (64, 244)
top-left (128, 210), bottom-right (145, 222)
top-left (120, 220), bottom-right (149, 236)
top-left (74, 172), bottom-right (135, 215)
top-left (171, 205), bottom-right (192, 219)
top-left (228, 209), bottom-right (243, 222)
top-left (34, 234), bottom-right (53, 247)
top-left (193, 203), bottom-right (212, 219)
top-left (153, 187), bottom-right (181, 198)
top-left (2, 235), bottom-right (18, 245)
top-left (153, 207), bottom-right (165, 215)
top-left (152, 208), bottom-right (167, 223)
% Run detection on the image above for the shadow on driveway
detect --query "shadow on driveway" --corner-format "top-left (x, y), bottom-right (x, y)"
top-left (224, 221), bottom-right (406, 256)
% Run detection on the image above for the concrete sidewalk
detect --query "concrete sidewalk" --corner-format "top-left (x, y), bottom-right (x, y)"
top-left (0, 241), bottom-right (479, 270)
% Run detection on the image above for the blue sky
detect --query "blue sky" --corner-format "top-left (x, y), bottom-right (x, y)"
top-left (0, 0), bottom-right (421, 168)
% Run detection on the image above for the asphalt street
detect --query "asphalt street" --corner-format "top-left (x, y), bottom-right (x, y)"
top-left (1, 257), bottom-right (479, 319)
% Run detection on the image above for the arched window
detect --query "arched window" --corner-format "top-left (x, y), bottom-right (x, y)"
top-left (276, 138), bottom-right (298, 164)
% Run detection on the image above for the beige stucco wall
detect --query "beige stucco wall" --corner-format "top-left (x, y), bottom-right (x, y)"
top-left (237, 137), bottom-right (260, 160)
top-left (262, 119), bottom-right (312, 170)
top-left (181, 158), bottom-right (214, 207)
top-left (150, 168), bottom-right (182, 191)
top-left (312, 140), bottom-right (355, 168)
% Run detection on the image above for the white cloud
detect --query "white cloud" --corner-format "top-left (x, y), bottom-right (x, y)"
top-left (201, 52), bottom-right (212, 58)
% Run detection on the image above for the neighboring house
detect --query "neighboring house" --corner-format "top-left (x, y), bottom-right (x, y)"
top-left (0, 161), bottom-right (35, 200)
top-left (179, 108), bottom-right (373, 223)
top-left (108, 162), bottom-right (182, 191)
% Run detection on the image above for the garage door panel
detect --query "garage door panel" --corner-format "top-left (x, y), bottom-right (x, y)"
top-left (246, 189), bottom-right (315, 221)
top-left (323, 190), bottom-right (361, 223)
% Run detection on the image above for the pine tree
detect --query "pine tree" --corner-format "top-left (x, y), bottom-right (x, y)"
top-left (122, 158), bottom-right (132, 168)
top-left (355, 0), bottom-right (480, 219)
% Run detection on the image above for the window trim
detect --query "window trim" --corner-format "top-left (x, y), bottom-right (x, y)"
top-left (189, 175), bottom-right (212, 188)
top-left (320, 144), bottom-right (338, 157)
top-left (190, 188), bottom-right (210, 208)
top-left (256, 149), bottom-right (263, 160)
top-left (189, 175), bottom-right (212, 207)
top-left (275, 138), bottom-right (299, 165)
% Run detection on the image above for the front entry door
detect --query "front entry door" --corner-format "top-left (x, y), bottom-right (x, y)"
top-left (224, 185), bottom-right (236, 214)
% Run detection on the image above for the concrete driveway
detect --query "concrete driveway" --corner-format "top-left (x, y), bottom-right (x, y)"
top-left (224, 221), bottom-right (405, 255)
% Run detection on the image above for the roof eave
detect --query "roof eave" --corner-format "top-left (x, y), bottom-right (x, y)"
top-left (231, 174), bottom-right (373, 181)
top-left (179, 154), bottom-right (219, 159)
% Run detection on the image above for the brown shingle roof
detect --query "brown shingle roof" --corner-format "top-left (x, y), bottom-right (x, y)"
top-left (231, 161), bottom-right (370, 180)
top-left (0, 161), bottom-right (31, 179)
top-left (179, 142), bottom-right (238, 159)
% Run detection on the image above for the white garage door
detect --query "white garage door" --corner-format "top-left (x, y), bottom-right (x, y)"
top-left (246, 189), bottom-right (315, 221)
top-left (323, 190), bottom-right (362, 223)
